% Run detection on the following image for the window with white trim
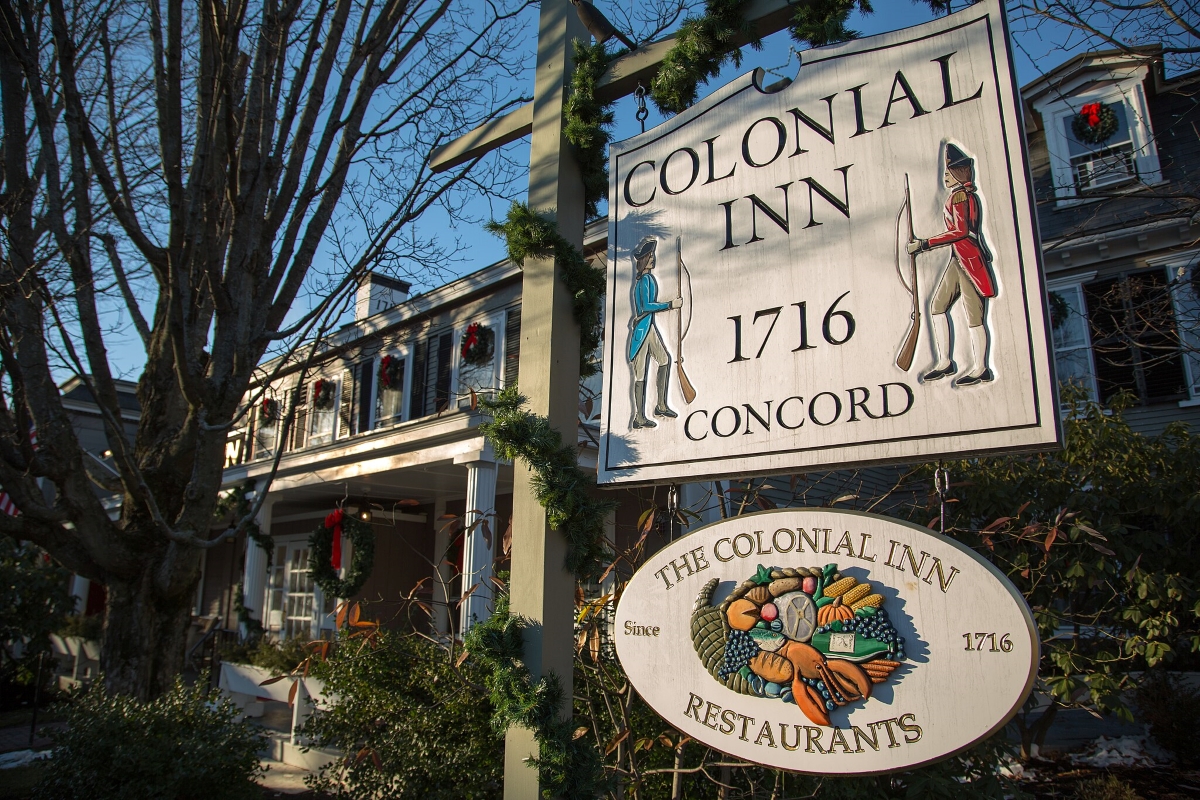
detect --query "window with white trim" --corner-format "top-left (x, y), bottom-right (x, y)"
top-left (308, 376), bottom-right (338, 446)
top-left (1085, 269), bottom-right (1188, 405)
top-left (1034, 67), bottom-right (1163, 205)
top-left (1062, 103), bottom-right (1136, 191)
top-left (1047, 281), bottom-right (1098, 401)
top-left (1161, 253), bottom-right (1200, 403)
top-left (251, 391), bottom-right (280, 461)
top-left (374, 349), bottom-right (411, 428)
top-left (455, 312), bottom-right (504, 410)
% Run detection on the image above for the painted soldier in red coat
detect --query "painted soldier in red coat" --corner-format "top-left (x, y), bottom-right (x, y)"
top-left (907, 144), bottom-right (996, 387)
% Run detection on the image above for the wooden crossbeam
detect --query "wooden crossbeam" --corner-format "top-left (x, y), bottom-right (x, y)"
top-left (429, 0), bottom-right (796, 173)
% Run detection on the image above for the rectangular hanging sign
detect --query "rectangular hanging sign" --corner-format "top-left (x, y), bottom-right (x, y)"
top-left (598, 0), bottom-right (1061, 486)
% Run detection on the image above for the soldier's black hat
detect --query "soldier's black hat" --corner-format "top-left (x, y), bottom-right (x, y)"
top-left (633, 237), bottom-right (657, 261)
top-left (945, 143), bottom-right (973, 169)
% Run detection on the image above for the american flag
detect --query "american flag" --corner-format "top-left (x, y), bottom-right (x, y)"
top-left (0, 427), bottom-right (38, 517)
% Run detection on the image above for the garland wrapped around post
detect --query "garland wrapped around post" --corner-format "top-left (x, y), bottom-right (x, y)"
top-left (481, 2), bottom-right (950, 793)
top-left (464, 587), bottom-right (608, 799)
top-left (485, 204), bottom-right (606, 378)
top-left (563, 40), bottom-right (616, 219)
top-left (480, 389), bottom-right (616, 579)
top-left (309, 509), bottom-right (375, 598)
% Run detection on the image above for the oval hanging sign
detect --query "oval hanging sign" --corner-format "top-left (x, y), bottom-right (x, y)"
top-left (614, 508), bottom-right (1037, 774)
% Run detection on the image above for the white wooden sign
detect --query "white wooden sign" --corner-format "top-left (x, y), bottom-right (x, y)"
top-left (598, 0), bottom-right (1060, 485)
top-left (614, 508), bottom-right (1037, 773)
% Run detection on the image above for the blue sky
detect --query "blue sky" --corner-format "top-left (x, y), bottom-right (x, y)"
top-left (411, 1), bottom-right (1085, 283)
top-left (101, 1), bottom-right (1090, 378)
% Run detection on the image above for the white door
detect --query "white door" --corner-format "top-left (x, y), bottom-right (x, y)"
top-left (263, 540), bottom-right (316, 640)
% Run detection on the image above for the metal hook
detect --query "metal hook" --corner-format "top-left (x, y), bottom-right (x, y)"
top-left (666, 483), bottom-right (680, 540)
top-left (634, 83), bottom-right (648, 133)
top-left (338, 483), bottom-right (348, 508)
top-left (934, 462), bottom-right (949, 535)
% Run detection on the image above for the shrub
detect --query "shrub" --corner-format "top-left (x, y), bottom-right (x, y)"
top-left (57, 612), bottom-right (102, 642)
top-left (33, 677), bottom-right (266, 800)
top-left (923, 391), bottom-right (1200, 756)
top-left (302, 626), bottom-right (503, 800)
top-left (219, 633), bottom-right (310, 674)
top-left (1136, 670), bottom-right (1200, 766)
top-left (1074, 775), bottom-right (1142, 800)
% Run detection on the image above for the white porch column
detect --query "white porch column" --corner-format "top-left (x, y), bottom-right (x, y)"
top-left (69, 575), bottom-right (90, 615)
top-left (241, 496), bottom-right (275, 626)
top-left (432, 497), bottom-right (451, 636)
top-left (459, 456), bottom-right (498, 633)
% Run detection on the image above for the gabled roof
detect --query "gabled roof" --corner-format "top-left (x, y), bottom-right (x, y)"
top-left (59, 375), bottom-right (141, 414)
top-left (1020, 46), bottom-right (1164, 108)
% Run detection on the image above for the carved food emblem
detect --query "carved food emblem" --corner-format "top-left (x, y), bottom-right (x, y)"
top-left (691, 564), bottom-right (910, 727)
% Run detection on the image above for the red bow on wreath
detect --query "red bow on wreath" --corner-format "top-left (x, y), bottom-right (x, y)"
top-left (463, 323), bottom-right (480, 354)
top-left (325, 508), bottom-right (343, 570)
top-left (1081, 102), bottom-right (1101, 128)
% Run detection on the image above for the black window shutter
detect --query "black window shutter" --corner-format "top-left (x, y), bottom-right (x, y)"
top-left (504, 306), bottom-right (521, 388)
top-left (245, 402), bottom-right (258, 461)
top-left (338, 368), bottom-right (355, 439)
top-left (410, 339), bottom-right (429, 418)
top-left (288, 383), bottom-right (308, 451)
top-left (434, 332), bottom-right (453, 412)
top-left (358, 360), bottom-right (374, 432)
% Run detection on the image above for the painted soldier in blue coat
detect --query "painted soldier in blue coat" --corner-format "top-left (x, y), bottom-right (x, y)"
top-left (628, 237), bottom-right (682, 428)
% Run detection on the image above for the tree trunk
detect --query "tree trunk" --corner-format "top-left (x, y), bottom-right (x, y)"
top-left (100, 565), bottom-right (198, 701)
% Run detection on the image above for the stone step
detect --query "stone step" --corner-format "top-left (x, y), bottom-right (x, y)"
top-left (260, 730), bottom-right (339, 773)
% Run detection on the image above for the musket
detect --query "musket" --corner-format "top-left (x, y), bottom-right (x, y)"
top-left (676, 236), bottom-right (697, 403)
top-left (895, 174), bottom-right (921, 371)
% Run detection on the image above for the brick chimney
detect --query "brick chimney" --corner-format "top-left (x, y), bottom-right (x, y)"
top-left (355, 272), bottom-right (411, 321)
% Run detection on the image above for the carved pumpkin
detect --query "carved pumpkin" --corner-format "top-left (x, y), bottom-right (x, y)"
top-left (817, 598), bottom-right (855, 626)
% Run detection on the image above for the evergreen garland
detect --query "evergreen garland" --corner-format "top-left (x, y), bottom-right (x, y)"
top-left (480, 3), bottom-right (949, 792)
top-left (464, 588), bottom-right (608, 800)
top-left (309, 512), bottom-right (376, 598)
top-left (213, 481), bottom-right (273, 563)
top-left (650, 0), bottom-right (761, 114)
top-left (648, 0), bottom-right (948, 115)
top-left (485, 203), bottom-right (606, 378)
top-left (564, 40), bottom-right (616, 219)
top-left (480, 388), bottom-right (616, 580)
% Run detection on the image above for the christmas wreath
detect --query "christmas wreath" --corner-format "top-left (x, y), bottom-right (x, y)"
top-left (260, 396), bottom-right (279, 426)
top-left (460, 322), bottom-right (495, 367)
top-left (309, 508), bottom-right (375, 598)
top-left (1072, 102), bottom-right (1119, 146)
top-left (312, 378), bottom-right (335, 410)
top-left (378, 354), bottom-right (404, 392)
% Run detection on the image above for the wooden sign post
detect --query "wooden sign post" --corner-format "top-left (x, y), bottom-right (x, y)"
top-left (499, 2), bottom-right (586, 795)
top-left (431, 1), bottom-right (798, 794)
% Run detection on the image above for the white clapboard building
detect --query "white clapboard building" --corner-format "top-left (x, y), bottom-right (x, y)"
top-left (204, 45), bottom-right (1200, 643)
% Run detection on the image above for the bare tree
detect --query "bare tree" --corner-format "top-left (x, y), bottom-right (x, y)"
top-left (0, 0), bottom-right (536, 699)
top-left (1011, 0), bottom-right (1200, 74)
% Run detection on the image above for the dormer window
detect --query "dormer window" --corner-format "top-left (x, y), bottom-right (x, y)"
top-left (1063, 102), bottom-right (1136, 191)
top-left (1028, 59), bottom-right (1164, 207)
